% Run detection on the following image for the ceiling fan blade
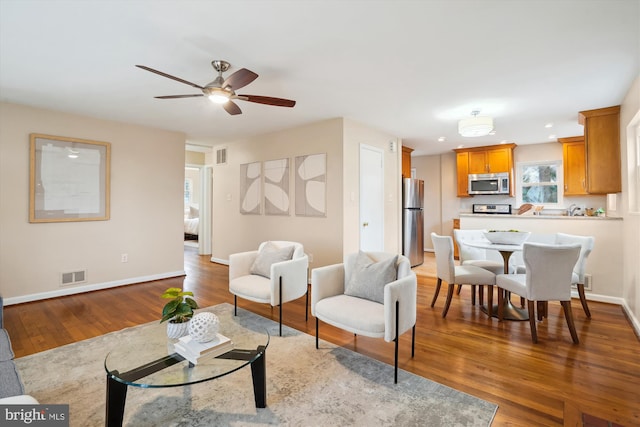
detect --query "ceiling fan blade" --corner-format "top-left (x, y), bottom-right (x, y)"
top-left (223, 68), bottom-right (258, 91)
top-left (155, 94), bottom-right (204, 99)
top-left (223, 100), bottom-right (242, 115)
top-left (136, 65), bottom-right (205, 90)
top-left (239, 95), bottom-right (296, 108)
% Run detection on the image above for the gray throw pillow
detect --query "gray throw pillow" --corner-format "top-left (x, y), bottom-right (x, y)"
top-left (250, 242), bottom-right (295, 279)
top-left (345, 252), bottom-right (398, 304)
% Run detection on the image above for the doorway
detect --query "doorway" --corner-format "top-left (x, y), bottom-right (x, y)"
top-left (359, 144), bottom-right (384, 252)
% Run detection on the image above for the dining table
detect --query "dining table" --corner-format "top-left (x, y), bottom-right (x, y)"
top-left (465, 240), bottom-right (529, 321)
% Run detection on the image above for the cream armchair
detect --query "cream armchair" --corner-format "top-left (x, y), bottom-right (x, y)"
top-left (229, 241), bottom-right (309, 336)
top-left (311, 252), bottom-right (417, 383)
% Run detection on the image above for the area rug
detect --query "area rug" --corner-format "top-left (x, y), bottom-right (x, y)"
top-left (15, 303), bottom-right (497, 426)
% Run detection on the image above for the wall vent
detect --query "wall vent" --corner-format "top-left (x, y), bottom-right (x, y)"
top-left (60, 270), bottom-right (87, 287)
top-left (583, 273), bottom-right (592, 291)
top-left (216, 148), bottom-right (227, 165)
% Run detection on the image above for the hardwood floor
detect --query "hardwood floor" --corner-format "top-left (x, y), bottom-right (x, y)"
top-left (4, 247), bottom-right (639, 426)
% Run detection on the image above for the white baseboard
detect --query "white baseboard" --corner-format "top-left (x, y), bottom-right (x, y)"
top-left (3, 270), bottom-right (186, 306)
top-left (621, 300), bottom-right (640, 338)
top-left (210, 257), bottom-right (229, 265)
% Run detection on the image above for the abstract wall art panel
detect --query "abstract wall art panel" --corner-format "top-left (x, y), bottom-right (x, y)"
top-left (264, 158), bottom-right (290, 215)
top-left (295, 153), bottom-right (326, 217)
top-left (240, 161), bottom-right (262, 215)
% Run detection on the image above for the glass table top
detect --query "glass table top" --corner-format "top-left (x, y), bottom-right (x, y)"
top-left (104, 308), bottom-right (269, 388)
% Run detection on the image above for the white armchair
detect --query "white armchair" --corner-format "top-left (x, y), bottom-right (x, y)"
top-left (311, 252), bottom-right (417, 383)
top-left (229, 241), bottom-right (309, 336)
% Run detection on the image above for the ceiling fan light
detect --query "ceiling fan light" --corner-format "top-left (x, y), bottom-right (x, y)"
top-left (458, 115), bottom-right (494, 137)
top-left (208, 93), bottom-right (229, 104)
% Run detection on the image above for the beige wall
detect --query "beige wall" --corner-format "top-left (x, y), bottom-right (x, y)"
top-left (209, 118), bottom-right (402, 269)
top-left (620, 75), bottom-right (640, 332)
top-left (342, 119), bottom-right (402, 255)
top-left (0, 102), bottom-right (186, 302)
top-left (210, 119), bottom-right (345, 269)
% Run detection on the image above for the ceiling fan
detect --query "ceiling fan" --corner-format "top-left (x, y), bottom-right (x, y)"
top-left (135, 60), bottom-right (296, 115)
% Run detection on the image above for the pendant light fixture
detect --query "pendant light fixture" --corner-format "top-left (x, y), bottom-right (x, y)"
top-left (458, 110), bottom-right (494, 137)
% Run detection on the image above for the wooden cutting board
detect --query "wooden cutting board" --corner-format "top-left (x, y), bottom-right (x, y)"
top-left (518, 203), bottom-right (533, 215)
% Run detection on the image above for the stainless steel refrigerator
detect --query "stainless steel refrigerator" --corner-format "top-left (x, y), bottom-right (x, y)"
top-left (402, 178), bottom-right (424, 267)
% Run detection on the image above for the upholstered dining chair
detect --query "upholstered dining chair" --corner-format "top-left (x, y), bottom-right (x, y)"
top-left (555, 233), bottom-right (595, 318)
top-left (431, 233), bottom-right (497, 318)
top-left (229, 241), bottom-right (309, 336)
top-left (453, 229), bottom-right (504, 305)
top-left (496, 242), bottom-right (581, 344)
top-left (311, 251), bottom-right (417, 383)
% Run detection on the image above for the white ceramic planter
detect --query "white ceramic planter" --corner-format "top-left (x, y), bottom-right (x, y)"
top-left (166, 320), bottom-right (190, 339)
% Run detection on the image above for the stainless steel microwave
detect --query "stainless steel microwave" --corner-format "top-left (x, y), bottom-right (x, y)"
top-left (468, 172), bottom-right (510, 195)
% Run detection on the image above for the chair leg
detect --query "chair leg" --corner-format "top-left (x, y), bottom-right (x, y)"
top-left (527, 300), bottom-right (538, 343)
top-left (430, 278), bottom-right (442, 307)
top-left (486, 285), bottom-right (493, 318)
top-left (537, 301), bottom-right (545, 321)
top-left (442, 284), bottom-right (455, 318)
top-left (411, 325), bottom-right (415, 358)
top-left (278, 276), bottom-right (283, 337)
top-left (305, 288), bottom-right (309, 322)
top-left (577, 283), bottom-right (591, 318)
top-left (234, 295), bottom-right (237, 316)
top-left (456, 284), bottom-right (462, 295)
top-left (479, 286), bottom-right (484, 306)
top-left (394, 300), bottom-right (399, 384)
top-left (471, 285), bottom-right (476, 305)
top-left (315, 317), bottom-right (319, 349)
top-left (561, 301), bottom-right (580, 344)
top-left (497, 288), bottom-right (504, 321)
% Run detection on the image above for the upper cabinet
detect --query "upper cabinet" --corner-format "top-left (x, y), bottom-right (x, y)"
top-left (402, 145), bottom-right (413, 179)
top-left (558, 136), bottom-right (588, 195)
top-left (454, 144), bottom-right (516, 197)
top-left (558, 106), bottom-right (620, 195)
top-left (579, 105), bottom-right (621, 194)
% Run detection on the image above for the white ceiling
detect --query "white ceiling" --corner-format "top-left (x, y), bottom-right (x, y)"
top-left (1, 0), bottom-right (638, 156)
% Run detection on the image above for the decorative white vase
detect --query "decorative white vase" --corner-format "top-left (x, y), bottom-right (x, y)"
top-left (166, 320), bottom-right (190, 339)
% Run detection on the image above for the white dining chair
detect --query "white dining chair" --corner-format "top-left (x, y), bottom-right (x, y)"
top-left (555, 233), bottom-right (595, 318)
top-left (431, 233), bottom-right (497, 318)
top-left (496, 242), bottom-right (581, 343)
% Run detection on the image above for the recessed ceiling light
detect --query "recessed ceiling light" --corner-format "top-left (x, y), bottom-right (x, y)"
top-left (500, 140), bottom-right (508, 144)
top-left (545, 123), bottom-right (553, 128)
top-left (438, 137), bottom-right (445, 142)
top-left (548, 134), bottom-right (556, 139)
top-left (457, 144), bottom-right (465, 149)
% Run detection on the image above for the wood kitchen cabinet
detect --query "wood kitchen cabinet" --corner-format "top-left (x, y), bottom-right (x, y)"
top-left (456, 152), bottom-right (469, 197)
top-left (558, 136), bottom-right (588, 195)
top-left (454, 143), bottom-right (516, 197)
top-left (579, 105), bottom-right (621, 194)
top-left (402, 145), bottom-right (413, 178)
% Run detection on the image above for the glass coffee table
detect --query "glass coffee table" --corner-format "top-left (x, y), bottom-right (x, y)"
top-left (104, 309), bottom-right (270, 427)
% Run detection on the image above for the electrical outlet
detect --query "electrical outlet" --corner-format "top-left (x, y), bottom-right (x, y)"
top-left (121, 253), bottom-right (128, 263)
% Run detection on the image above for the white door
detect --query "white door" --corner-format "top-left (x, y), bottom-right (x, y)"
top-left (360, 144), bottom-right (384, 251)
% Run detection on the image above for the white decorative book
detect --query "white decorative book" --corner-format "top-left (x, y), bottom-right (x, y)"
top-left (174, 333), bottom-right (234, 364)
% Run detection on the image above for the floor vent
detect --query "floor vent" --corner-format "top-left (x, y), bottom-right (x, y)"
top-left (61, 270), bottom-right (87, 286)
top-left (216, 148), bottom-right (227, 165)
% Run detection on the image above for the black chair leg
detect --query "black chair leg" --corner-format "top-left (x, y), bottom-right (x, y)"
top-left (394, 300), bottom-right (399, 384)
top-left (305, 289), bottom-right (309, 322)
top-left (411, 325), bottom-right (415, 358)
top-left (315, 317), bottom-right (319, 349)
top-left (279, 276), bottom-right (283, 337)
top-left (234, 295), bottom-right (237, 316)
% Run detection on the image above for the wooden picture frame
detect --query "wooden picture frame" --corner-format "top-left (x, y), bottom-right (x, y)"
top-left (29, 133), bottom-right (111, 223)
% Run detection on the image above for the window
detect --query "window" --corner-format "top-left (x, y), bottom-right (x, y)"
top-left (516, 160), bottom-right (563, 207)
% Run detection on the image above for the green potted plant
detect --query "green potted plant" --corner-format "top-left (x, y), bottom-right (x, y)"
top-left (161, 287), bottom-right (198, 338)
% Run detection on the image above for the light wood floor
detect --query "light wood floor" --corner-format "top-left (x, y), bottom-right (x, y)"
top-left (4, 247), bottom-right (639, 426)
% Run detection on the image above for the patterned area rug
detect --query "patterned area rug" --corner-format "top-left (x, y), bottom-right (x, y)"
top-left (15, 303), bottom-right (497, 426)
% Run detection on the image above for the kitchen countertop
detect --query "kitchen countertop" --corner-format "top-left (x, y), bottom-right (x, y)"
top-left (459, 213), bottom-right (622, 220)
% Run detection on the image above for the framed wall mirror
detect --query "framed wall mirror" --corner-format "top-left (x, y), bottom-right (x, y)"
top-left (29, 133), bottom-right (111, 223)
